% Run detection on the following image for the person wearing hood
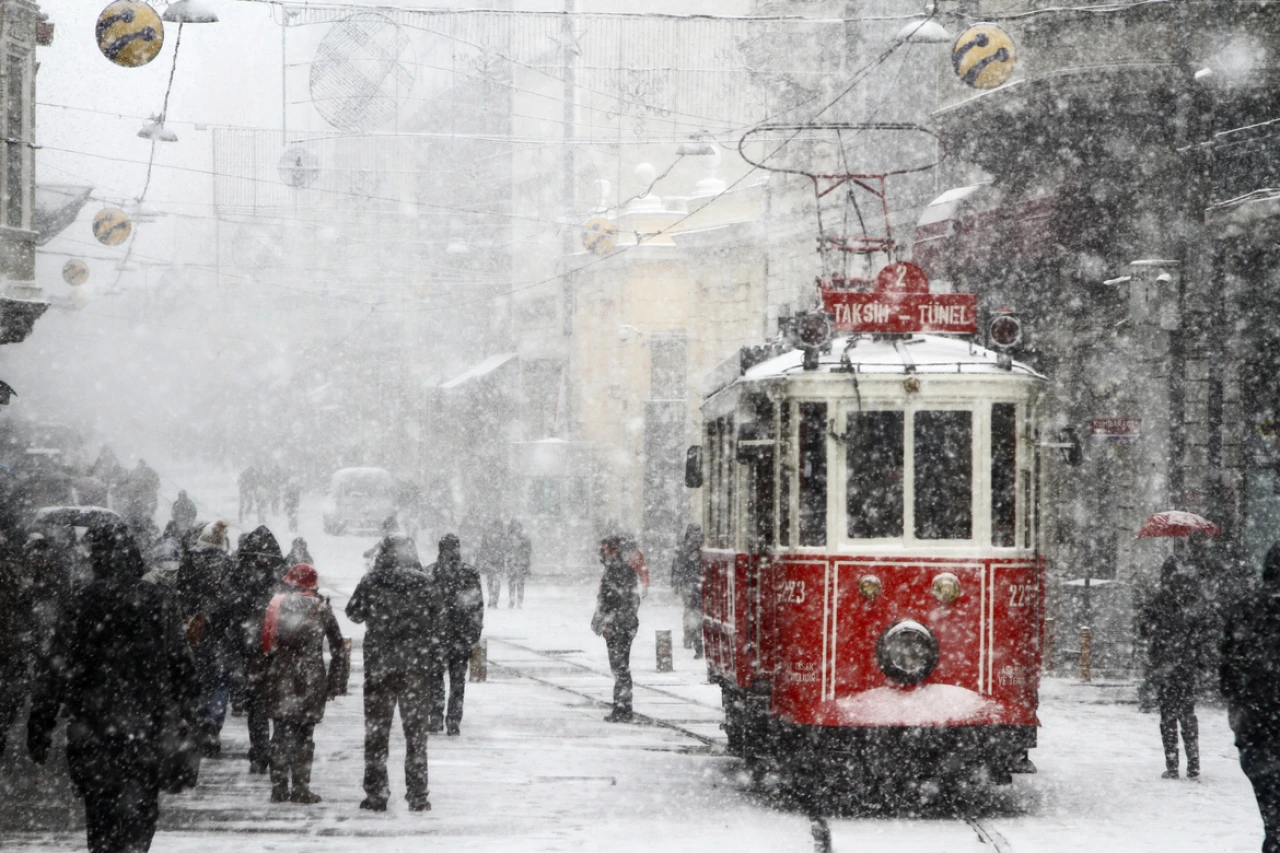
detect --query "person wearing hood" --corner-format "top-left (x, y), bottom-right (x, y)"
top-left (427, 534), bottom-right (484, 736)
top-left (592, 535), bottom-right (641, 723)
top-left (1139, 553), bottom-right (1206, 779)
top-left (175, 520), bottom-right (235, 757)
top-left (28, 521), bottom-right (199, 853)
top-left (346, 534), bottom-right (436, 812)
top-left (505, 519), bottom-right (532, 609)
top-left (225, 525), bottom-right (288, 773)
top-left (1222, 541), bottom-right (1280, 853)
top-left (260, 562), bottom-right (344, 804)
top-left (671, 523), bottom-right (705, 658)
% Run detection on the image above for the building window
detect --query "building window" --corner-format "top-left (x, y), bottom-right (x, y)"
top-left (913, 410), bottom-right (973, 541)
top-left (847, 411), bottom-right (904, 539)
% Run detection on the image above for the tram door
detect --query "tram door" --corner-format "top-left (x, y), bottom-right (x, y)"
top-left (739, 397), bottom-right (777, 679)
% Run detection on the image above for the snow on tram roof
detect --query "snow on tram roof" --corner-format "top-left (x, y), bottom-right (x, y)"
top-left (742, 334), bottom-right (1042, 382)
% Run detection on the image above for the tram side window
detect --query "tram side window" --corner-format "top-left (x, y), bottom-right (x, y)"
top-left (914, 410), bottom-right (973, 540)
top-left (846, 411), bottom-right (904, 538)
top-left (798, 402), bottom-right (827, 546)
top-left (991, 403), bottom-right (1018, 547)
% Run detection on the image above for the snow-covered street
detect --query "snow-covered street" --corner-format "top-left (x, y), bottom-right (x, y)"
top-left (0, 470), bottom-right (1268, 852)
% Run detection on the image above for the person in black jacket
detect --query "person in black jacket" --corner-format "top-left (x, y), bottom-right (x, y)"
top-left (224, 525), bottom-right (288, 773)
top-left (1139, 555), bottom-right (1205, 779)
top-left (592, 535), bottom-right (641, 723)
top-left (27, 521), bottom-right (199, 853)
top-left (1222, 541), bottom-right (1280, 853)
top-left (175, 520), bottom-right (235, 757)
top-left (0, 534), bottom-right (33, 756)
top-left (346, 534), bottom-right (436, 812)
top-left (427, 534), bottom-right (484, 736)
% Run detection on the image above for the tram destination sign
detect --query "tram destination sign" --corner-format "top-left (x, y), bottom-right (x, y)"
top-left (823, 290), bottom-right (979, 335)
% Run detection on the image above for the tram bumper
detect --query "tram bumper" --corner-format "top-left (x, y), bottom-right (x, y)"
top-left (778, 722), bottom-right (1038, 784)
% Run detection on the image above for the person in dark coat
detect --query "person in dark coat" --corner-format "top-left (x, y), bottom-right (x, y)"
top-left (238, 466), bottom-right (258, 524)
top-left (1139, 555), bottom-right (1205, 779)
top-left (505, 519), bottom-right (532, 609)
top-left (175, 520), bottom-right (234, 756)
top-left (1222, 541), bottom-right (1280, 853)
top-left (224, 525), bottom-right (288, 773)
top-left (260, 562), bottom-right (344, 804)
top-left (477, 523), bottom-right (505, 608)
top-left (27, 521), bottom-right (199, 853)
top-left (346, 534), bottom-right (436, 812)
top-left (171, 490), bottom-right (197, 535)
top-left (671, 523), bottom-right (704, 658)
top-left (283, 479), bottom-right (301, 533)
top-left (0, 535), bottom-right (34, 756)
top-left (427, 534), bottom-right (484, 736)
top-left (592, 535), bottom-right (641, 723)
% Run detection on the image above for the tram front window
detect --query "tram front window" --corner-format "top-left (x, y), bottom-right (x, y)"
top-left (914, 410), bottom-right (973, 540)
top-left (846, 411), bottom-right (904, 538)
top-left (991, 403), bottom-right (1018, 547)
top-left (798, 402), bottom-right (827, 547)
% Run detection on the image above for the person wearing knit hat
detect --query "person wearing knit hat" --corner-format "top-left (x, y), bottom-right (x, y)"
top-left (260, 563), bottom-right (344, 804)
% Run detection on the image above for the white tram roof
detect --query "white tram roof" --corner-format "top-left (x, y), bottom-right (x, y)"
top-left (706, 334), bottom-right (1042, 400)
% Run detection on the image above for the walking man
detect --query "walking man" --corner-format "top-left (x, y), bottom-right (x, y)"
top-left (506, 519), bottom-right (532, 608)
top-left (478, 522), bottom-right (505, 608)
top-left (346, 534), bottom-right (436, 812)
top-left (1222, 540), bottom-right (1280, 852)
top-left (428, 534), bottom-right (484, 736)
top-left (591, 535), bottom-right (641, 723)
top-left (1140, 555), bottom-right (1204, 779)
top-left (171, 490), bottom-right (197, 535)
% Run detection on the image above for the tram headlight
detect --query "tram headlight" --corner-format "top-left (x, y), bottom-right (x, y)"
top-left (858, 574), bottom-right (883, 601)
top-left (876, 619), bottom-right (940, 685)
top-left (931, 572), bottom-right (963, 604)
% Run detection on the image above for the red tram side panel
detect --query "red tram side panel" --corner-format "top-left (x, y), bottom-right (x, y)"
top-left (704, 555), bottom-right (1043, 728)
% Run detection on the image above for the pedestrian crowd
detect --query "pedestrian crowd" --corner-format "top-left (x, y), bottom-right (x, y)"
top-left (2, 479), bottom-right (503, 852)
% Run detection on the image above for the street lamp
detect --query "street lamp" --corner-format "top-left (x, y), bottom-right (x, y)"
top-left (895, 4), bottom-right (950, 44)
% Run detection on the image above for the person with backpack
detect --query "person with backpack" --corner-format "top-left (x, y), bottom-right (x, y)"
top-left (260, 562), bottom-right (344, 804)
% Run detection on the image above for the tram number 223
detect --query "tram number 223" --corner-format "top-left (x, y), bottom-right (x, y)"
top-left (780, 580), bottom-right (806, 605)
top-left (1008, 584), bottom-right (1036, 608)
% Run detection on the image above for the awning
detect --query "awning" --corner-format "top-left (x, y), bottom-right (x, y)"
top-left (911, 183), bottom-right (1060, 281)
top-left (440, 352), bottom-right (517, 390)
top-left (34, 184), bottom-right (93, 246)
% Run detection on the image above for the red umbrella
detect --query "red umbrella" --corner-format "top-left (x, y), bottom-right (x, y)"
top-left (1136, 510), bottom-right (1222, 539)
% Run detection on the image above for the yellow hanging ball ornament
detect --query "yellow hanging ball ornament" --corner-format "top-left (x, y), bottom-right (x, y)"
top-left (96, 1), bottom-right (164, 68)
top-left (62, 259), bottom-right (90, 286)
top-left (92, 208), bottom-right (133, 246)
top-left (951, 24), bottom-right (1016, 90)
top-left (582, 217), bottom-right (618, 255)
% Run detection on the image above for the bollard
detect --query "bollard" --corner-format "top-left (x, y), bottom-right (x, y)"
top-left (469, 639), bottom-right (488, 683)
top-left (1043, 617), bottom-right (1055, 674)
top-left (1079, 626), bottom-right (1092, 684)
top-left (656, 630), bottom-right (673, 672)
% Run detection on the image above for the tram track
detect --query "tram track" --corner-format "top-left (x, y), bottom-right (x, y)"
top-left (485, 637), bottom-right (723, 749)
top-left (489, 638), bottom-right (1013, 853)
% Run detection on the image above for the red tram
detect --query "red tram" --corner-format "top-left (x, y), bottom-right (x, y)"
top-left (691, 282), bottom-right (1046, 786)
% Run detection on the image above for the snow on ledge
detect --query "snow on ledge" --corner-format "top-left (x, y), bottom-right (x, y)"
top-left (835, 684), bottom-right (1002, 726)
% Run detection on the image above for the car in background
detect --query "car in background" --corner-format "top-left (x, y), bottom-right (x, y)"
top-left (322, 467), bottom-right (397, 535)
